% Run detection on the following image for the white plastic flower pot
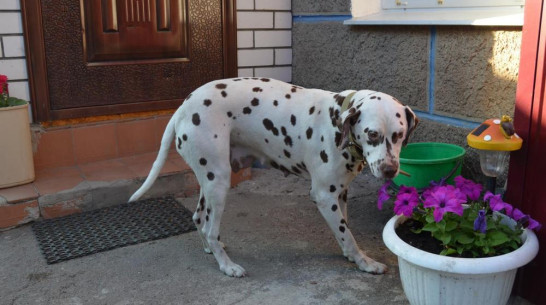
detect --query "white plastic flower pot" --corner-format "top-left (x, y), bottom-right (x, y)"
top-left (383, 215), bottom-right (539, 305)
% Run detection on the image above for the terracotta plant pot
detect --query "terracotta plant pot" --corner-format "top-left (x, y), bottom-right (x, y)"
top-left (0, 104), bottom-right (35, 188)
top-left (383, 214), bottom-right (539, 305)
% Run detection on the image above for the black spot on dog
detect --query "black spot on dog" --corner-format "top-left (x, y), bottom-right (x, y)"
top-left (291, 166), bottom-right (301, 174)
top-left (284, 136), bottom-right (293, 147)
top-left (290, 115), bottom-right (296, 126)
top-left (321, 136), bottom-right (324, 142)
top-left (206, 215), bottom-right (209, 222)
top-left (272, 127), bottom-right (279, 136)
top-left (273, 100), bottom-right (278, 106)
top-left (221, 91), bottom-right (227, 98)
top-left (332, 204), bottom-right (338, 211)
top-left (214, 134), bottom-right (218, 138)
top-left (177, 137), bottom-right (182, 149)
top-left (339, 226), bottom-right (345, 233)
top-left (396, 112), bottom-right (401, 118)
top-left (285, 94), bottom-right (291, 99)
top-left (192, 113), bottom-right (201, 125)
top-left (182, 134), bottom-right (188, 141)
top-left (284, 149), bottom-right (291, 158)
top-left (243, 107), bottom-right (252, 114)
top-left (196, 218), bottom-right (201, 225)
top-left (346, 164), bottom-right (354, 171)
top-left (270, 161), bottom-right (279, 169)
top-left (263, 119), bottom-right (274, 130)
top-left (370, 96), bottom-right (377, 99)
top-left (335, 94), bottom-right (346, 106)
top-left (400, 121), bottom-right (404, 126)
top-left (207, 172), bottom-right (215, 181)
top-left (392, 132), bottom-right (399, 144)
top-left (330, 185), bottom-right (336, 192)
top-left (291, 87), bottom-right (297, 93)
top-left (253, 87), bottom-right (263, 92)
top-left (200, 196), bottom-right (205, 209)
top-left (216, 83), bottom-right (227, 89)
top-left (227, 111), bottom-right (233, 118)
top-left (207, 208), bottom-right (211, 215)
top-left (334, 132), bottom-right (342, 146)
top-left (233, 79), bottom-right (242, 81)
top-left (199, 158), bottom-right (207, 166)
top-left (306, 127), bottom-right (313, 139)
top-left (309, 106), bottom-right (315, 115)
top-left (364, 127), bottom-right (369, 133)
top-left (260, 78), bottom-right (270, 82)
top-left (342, 152), bottom-right (349, 159)
top-left (251, 98), bottom-right (260, 106)
top-left (265, 138), bottom-right (269, 143)
top-left (281, 127), bottom-right (287, 136)
top-left (204, 99), bottom-right (212, 106)
top-left (320, 150), bottom-right (328, 163)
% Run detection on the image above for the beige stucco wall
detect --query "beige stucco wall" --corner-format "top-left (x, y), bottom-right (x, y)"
top-left (292, 0), bottom-right (522, 182)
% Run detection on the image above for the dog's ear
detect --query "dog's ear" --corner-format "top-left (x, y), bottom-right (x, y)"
top-left (338, 108), bottom-right (361, 149)
top-left (402, 106), bottom-right (419, 146)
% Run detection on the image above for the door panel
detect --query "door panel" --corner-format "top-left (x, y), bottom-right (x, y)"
top-left (21, 0), bottom-right (236, 121)
top-left (82, 0), bottom-right (189, 62)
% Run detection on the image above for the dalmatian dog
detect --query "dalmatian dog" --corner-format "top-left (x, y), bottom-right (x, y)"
top-left (129, 78), bottom-right (418, 277)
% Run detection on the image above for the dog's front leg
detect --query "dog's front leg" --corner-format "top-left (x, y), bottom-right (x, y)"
top-left (311, 186), bottom-right (387, 274)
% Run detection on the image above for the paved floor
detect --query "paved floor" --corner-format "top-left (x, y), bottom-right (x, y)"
top-left (0, 169), bottom-right (533, 305)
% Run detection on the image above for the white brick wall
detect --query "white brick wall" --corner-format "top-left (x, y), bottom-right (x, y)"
top-left (237, 0), bottom-right (292, 82)
top-left (0, 5), bottom-right (31, 114)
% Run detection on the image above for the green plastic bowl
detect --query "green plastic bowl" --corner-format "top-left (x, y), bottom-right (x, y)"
top-left (393, 142), bottom-right (466, 189)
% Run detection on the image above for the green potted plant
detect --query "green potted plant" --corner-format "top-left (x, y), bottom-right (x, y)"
top-left (0, 74), bottom-right (35, 188)
top-left (379, 176), bottom-right (540, 305)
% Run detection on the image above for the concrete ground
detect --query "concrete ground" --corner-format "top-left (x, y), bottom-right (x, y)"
top-left (0, 169), bottom-right (533, 305)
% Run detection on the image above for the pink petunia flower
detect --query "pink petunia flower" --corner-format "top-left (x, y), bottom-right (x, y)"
top-left (423, 185), bottom-right (466, 222)
top-left (454, 175), bottom-right (483, 201)
top-left (484, 191), bottom-right (513, 216)
top-left (394, 192), bottom-right (419, 217)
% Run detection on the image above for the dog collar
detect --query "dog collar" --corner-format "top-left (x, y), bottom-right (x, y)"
top-left (339, 92), bottom-right (365, 162)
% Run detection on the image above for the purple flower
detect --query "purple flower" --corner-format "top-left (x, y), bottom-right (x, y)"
top-left (528, 218), bottom-right (542, 231)
top-left (474, 209), bottom-right (487, 233)
top-left (454, 175), bottom-right (483, 201)
top-left (512, 208), bottom-right (542, 231)
top-left (394, 192), bottom-right (419, 217)
top-left (377, 180), bottom-right (391, 210)
top-left (423, 185), bottom-right (466, 222)
top-left (484, 191), bottom-right (513, 216)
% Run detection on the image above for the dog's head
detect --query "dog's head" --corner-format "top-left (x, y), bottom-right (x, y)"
top-left (338, 90), bottom-right (418, 179)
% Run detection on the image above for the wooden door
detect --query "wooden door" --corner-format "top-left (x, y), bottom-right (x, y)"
top-left (505, 0), bottom-right (546, 303)
top-left (21, 0), bottom-right (236, 122)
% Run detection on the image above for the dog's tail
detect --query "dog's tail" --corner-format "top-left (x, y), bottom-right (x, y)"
top-left (128, 114), bottom-right (177, 202)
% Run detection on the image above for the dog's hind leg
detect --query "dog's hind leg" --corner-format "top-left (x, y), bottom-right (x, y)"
top-left (199, 165), bottom-right (246, 277)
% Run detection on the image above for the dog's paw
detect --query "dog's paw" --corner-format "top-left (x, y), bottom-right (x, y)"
top-left (353, 250), bottom-right (388, 274)
top-left (358, 260), bottom-right (388, 275)
top-left (220, 263), bottom-right (247, 277)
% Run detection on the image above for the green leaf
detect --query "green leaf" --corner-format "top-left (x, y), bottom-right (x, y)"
top-left (422, 222), bottom-right (439, 232)
top-left (454, 232), bottom-right (474, 244)
top-left (440, 248), bottom-right (457, 256)
top-left (445, 221), bottom-right (457, 232)
top-left (437, 232), bottom-right (452, 245)
top-left (488, 231), bottom-right (510, 247)
top-left (6, 97), bottom-right (27, 107)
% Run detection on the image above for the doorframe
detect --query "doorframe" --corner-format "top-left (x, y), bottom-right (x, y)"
top-left (505, 0), bottom-right (546, 302)
top-left (20, 0), bottom-right (237, 122)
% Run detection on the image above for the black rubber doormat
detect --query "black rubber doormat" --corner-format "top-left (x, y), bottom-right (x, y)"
top-left (32, 196), bottom-right (196, 264)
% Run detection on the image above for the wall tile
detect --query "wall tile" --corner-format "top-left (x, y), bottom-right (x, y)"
top-left (237, 12), bottom-right (274, 29)
top-left (238, 49), bottom-right (274, 67)
top-left (255, 30), bottom-right (291, 48)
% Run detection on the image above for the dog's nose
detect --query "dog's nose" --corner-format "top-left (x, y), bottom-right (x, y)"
top-left (380, 164), bottom-right (398, 179)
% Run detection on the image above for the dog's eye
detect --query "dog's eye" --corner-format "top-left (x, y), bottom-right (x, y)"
top-left (368, 130), bottom-right (379, 140)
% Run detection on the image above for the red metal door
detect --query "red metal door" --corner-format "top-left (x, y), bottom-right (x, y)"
top-left (506, 0), bottom-right (546, 302)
